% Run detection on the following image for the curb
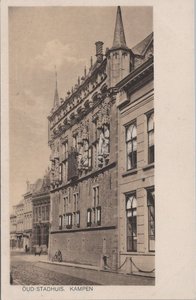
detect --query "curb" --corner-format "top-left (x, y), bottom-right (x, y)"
top-left (38, 260), bottom-right (155, 279)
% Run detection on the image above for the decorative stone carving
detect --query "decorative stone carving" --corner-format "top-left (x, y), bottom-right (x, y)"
top-left (77, 120), bottom-right (90, 171)
top-left (98, 124), bottom-right (110, 167)
top-left (93, 98), bottom-right (112, 167)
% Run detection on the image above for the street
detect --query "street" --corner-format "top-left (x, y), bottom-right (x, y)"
top-left (11, 252), bottom-right (99, 285)
top-left (10, 252), bottom-right (155, 286)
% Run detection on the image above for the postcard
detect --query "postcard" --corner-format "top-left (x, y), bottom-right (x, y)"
top-left (1, 0), bottom-right (195, 299)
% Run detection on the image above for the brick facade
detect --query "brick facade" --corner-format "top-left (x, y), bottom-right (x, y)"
top-left (48, 6), bottom-right (154, 273)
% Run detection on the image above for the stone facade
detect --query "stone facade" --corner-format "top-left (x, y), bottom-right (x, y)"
top-left (116, 34), bottom-right (154, 272)
top-left (14, 201), bottom-right (24, 250)
top-left (23, 182), bottom-right (34, 251)
top-left (48, 6), bottom-right (154, 273)
top-left (10, 175), bottom-right (51, 253)
top-left (10, 213), bottom-right (17, 249)
top-left (32, 174), bottom-right (50, 253)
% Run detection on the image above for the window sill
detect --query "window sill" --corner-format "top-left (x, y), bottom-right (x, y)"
top-left (120, 252), bottom-right (155, 256)
top-left (51, 224), bottom-right (116, 234)
top-left (122, 169), bottom-right (138, 177)
top-left (143, 163), bottom-right (154, 171)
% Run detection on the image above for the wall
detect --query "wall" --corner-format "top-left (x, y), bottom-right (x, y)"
top-left (118, 79), bottom-right (155, 272)
top-left (49, 227), bottom-right (118, 268)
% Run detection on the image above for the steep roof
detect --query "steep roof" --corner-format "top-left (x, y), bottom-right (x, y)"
top-left (112, 6), bottom-right (128, 49)
top-left (53, 70), bottom-right (59, 108)
top-left (131, 32), bottom-right (153, 56)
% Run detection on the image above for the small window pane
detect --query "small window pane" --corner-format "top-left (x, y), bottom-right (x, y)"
top-left (126, 198), bottom-right (132, 210)
top-left (131, 125), bottom-right (137, 138)
top-left (148, 131), bottom-right (154, 146)
top-left (132, 197), bottom-right (137, 209)
top-left (126, 126), bottom-right (132, 140)
top-left (133, 139), bottom-right (137, 151)
top-left (148, 114), bottom-right (154, 131)
top-left (127, 141), bottom-right (132, 154)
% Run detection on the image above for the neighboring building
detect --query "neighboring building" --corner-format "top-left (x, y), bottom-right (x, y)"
top-left (47, 6), bottom-right (154, 273)
top-left (32, 173), bottom-right (50, 252)
top-left (15, 200), bottom-right (24, 250)
top-left (23, 181), bottom-right (34, 251)
top-left (116, 33), bottom-right (154, 273)
top-left (10, 212), bottom-right (17, 249)
top-left (10, 173), bottom-right (51, 253)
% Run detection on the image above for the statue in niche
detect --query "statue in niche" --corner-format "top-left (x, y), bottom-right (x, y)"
top-left (78, 140), bottom-right (89, 170)
top-left (77, 144), bottom-right (84, 170)
top-left (102, 125), bottom-right (110, 155)
top-left (77, 120), bottom-right (89, 171)
top-left (98, 125), bottom-right (110, 166)
top-left (53, 157), bottom-right (59, 182)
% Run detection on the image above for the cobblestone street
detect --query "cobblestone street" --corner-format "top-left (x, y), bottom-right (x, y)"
top-left (10, 252), bottom-right (155, 285)
top-left (11, 253), bottom-right (100, 285)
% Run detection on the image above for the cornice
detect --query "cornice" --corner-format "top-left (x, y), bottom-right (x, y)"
top-left (48, 59), bottom-right (107, 122)
top-left (50, 161), bottom-right (117, 193)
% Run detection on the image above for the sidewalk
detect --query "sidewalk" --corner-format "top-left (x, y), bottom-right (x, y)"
top-left (38, 259), bottom-right (155, 285)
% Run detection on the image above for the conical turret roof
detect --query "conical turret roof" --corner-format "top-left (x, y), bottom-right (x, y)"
top-left (53, 69), bottom-right (59, 107)
top-left (112, 6), bottom-right (127, 49)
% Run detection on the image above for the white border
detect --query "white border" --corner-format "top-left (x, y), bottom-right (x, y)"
top-left (2, 0), bottom-right (196, 299)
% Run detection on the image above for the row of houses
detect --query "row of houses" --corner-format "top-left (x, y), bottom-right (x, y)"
top-left (10, 6), bottom-right (154, 274)
top-left (10, 173), bottom-right (50, 252)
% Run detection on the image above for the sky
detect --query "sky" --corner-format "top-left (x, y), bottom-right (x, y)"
top-left (9, 6), bottom-right (153, 208)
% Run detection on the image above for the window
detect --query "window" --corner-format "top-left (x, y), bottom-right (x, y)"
top-left (92, 186), bottom-right (101, 225)
top-left (73, 193), bottom-right (80, 227)
top-left (147, 113), bottom-right (154, 164)
top-left (66, 213), bottom-right (72, 229)
top-left (73, 193), bottom-right (79, 212)
top-left (64, 197), bottom-right (68, 214)
top-left (63, 141), bottom-right (68, 160)
top-left (63, 214), bottom-right (66, 227)
top-left (147, 188), bottom-right (155, 252)
top-left (59, 215), bottom-right (63, 229)
top-left (126, 123), bottom-right (137, 170)
top-left (126, 193), bottom-right (137, 251)
top-left (88, 146), bottom-right (92, 169)
top-left (46, 206), bottom-right (49, 221)
top-left (59, 164), bottom-right (63, 182)
top-left (96, 206), bottom-right (101, 226)
top-left (38, 207), bottom-right (41, 220)
top-left (73, 134), bottom-right (78, 150)
top-left (76, 211), bottom-right (80, 227)
top-left (64, 161), bottom-right (68, 182)
top-left (87, 209), bottom-right (92, 227)
top-left (42, 206), bottom-right (45, 221)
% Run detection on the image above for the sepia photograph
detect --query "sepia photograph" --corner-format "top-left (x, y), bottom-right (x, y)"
top-left (9, 5), bottom-right (155, 286)
top-left (2, 0), bottom-right (195, 299)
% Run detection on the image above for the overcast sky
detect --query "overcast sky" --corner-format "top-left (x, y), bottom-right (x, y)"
top-left (9, 6), bottom-right (153, 208)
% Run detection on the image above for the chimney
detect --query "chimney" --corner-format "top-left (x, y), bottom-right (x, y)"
top-left (95, 41), bottom-right (104, 63)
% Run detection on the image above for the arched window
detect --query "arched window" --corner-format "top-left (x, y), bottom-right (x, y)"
top-left (147, 112), bottom-right (154, 164)
top-left (126, 193), bottom-right (137, 251)
top-left (147, 188), bottom-right (155, 251)
top-left (126, 123), bottom-right (137, 170)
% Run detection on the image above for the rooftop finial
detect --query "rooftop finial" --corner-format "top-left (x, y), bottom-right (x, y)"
top-left (112, 6), bottom-right (127, 49)
top-left (54, 65), bottom-right (59, 107)
top-left (55, 65), bottom-right (57, 88)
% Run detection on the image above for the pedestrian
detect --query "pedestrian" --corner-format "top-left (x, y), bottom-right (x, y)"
top-left (10, 272), bottom-right (13, 284)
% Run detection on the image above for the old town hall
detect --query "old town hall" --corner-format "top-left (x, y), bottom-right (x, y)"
top-left (47, 6), bottom-right (154, 274)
